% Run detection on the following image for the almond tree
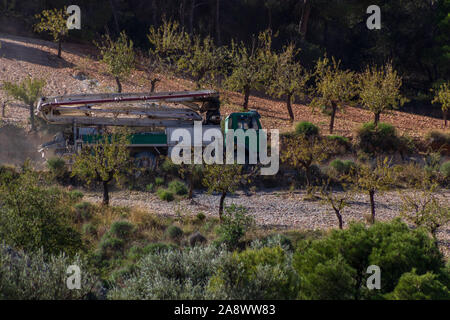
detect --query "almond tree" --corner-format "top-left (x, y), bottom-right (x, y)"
top-left (310, 56), bottom-right (356, 133)
top-left (177, 35), bottom-right (226, 88)
top-left (2, 77), bottom-right (46, 131)
top-left (95, 31), bottom-right (135, 93)
top-left (224, 30), bottom-right (274, 110)
top-left (354, 157), bottom-right (395, 223)
top-left (147, 19), bottom-right (190, 74)
top-left (34, 7), bottom-right (69, 58)
top-left (432, 81), bottom-right (450, 127)
top-left (202, 164), bottom-right (243, 221)
top-left (267, 43), bottom-right (310, 121)
top-left (400, 186), bottom-right (450, 239)
top-left (281, 135), bottom-right (333, 192)
top-left (319, 181), bottom-right (354, 230)
top-left (71, 129), bottom-right (132, 205)
top-left (358, 63), bottom-right (407, 126)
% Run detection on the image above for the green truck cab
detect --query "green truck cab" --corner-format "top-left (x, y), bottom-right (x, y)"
top-left (224, 110), bottom-right (263, 154)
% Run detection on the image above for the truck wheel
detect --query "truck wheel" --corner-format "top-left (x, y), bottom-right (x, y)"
top-left (134, 151), bottom-right (157, 170)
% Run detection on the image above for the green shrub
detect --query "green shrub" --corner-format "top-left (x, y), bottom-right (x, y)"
top-left (74, 201), bottom-right (93, 221)
top-left (254, 234), bottom-right (294, 251)
top-left (215, 205), bottom-right (254, 250)
top-left (425, 130), bottom-right (450, 150)
top-left (393, 163), bottom-right (427, 188)
top-left (127, 243), bottom-right (178, 261)
top-left (68, 190), bottom-right (84, 202)
top-left (99, 235), bottom-right (125, 259)
top-left (143, 242), bottom-right (179, 254)
top-left (108, 245), bottom-right (226, 299)
top-left (385, 269), bottom-right (450, 300)
top-left (165, 225), bottom-right (183, 240)
top-left (0, 246), bottom-right (100, 299)
top-left (157, 188), bottom-right (174, 201)
top-left (155, 177), bottom-right (164, 186)
top-left (46, 157), bottom-right (66, 177)
top-left (146, 183), bottom-right (154, 192)
top-left (355, 122), bottom-right (400, 155)
top-left (109, 220), bottom-right (135, 239)
top-left (207, 246), bottom-right (299, 299)
top-left (168, 180), bottom-right (188, 195)
top-left (440, 161), bottom-right (450, 178)
top-left (297, 254), bottom-right (357, 300)
top-left (195, 212), bottom-right (206, 223)
top-left (0, 172), bottom-right (83, 256)
top-left (329, 159), bottom-right (356, 175)
top-left (293, 219), bottom-right (445, 299)
top-left (82, 223), bottom-right (97, 237)
top-left (327, 135), bottom-right (349, 145)
top-left (0, 165), bottom-right (19, 184)
top-left (295, 121), bottom-right (319, 137)
top-left (161, 158), bottom-right (179, 176)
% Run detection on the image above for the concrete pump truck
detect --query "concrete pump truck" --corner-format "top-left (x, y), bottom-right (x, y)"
top-left (36, 89), bottom-right (264, 169)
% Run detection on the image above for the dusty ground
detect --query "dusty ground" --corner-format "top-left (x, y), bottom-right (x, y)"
top-left (83, 188), bottom-right (450, 257)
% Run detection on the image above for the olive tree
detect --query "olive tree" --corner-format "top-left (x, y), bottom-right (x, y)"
top-left (95, 31), bottom-right (135, 93)
top-left (2, 77), bottom-right (46, 131)
top-left (358, 63), bottom-right (407, 126)
top-left (71, 129), bottom-right (132, 205)
top-left (310, 56), bottom-right (356, 133)
top-left (202, 164), bottom-right (243, 221)
top-left (34, 7), bottom-right (69, 58)
top-left (267, 43), bottom-right (310, 122)
top-left (432, 81), bottom-right (450, 127)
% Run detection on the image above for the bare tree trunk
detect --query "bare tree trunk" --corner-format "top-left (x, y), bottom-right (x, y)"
top-left (299, 0), bottom-right (311, 40)
top-left (103, 180), bottom-right (110, 206)
top-left (374, 112), bottom-right (380, 127)
top-left (369, 190), bottom-right (376, 223)
top-left (243, 85), bottom-right (250, 110)
top-left (444, 110), bottom-right (448, 127)
top-left (150, 78), bottom-right (160, 92)
top-left (2, 101), bottom-right (6, 118)
top-left (334, 208), bottom-right (343, 229)
top-left (57, 38), bottom-right (62, 58)
top-left (115, 76), bottom-right (122, 93)
top-left (286, 93), bottom-right (294, 121)
top-left (219, 191), bottom-right (226, 222)
top-left (216, 0), bottom-right (221, 45)
top-left (329, 102), bottom-right (337, 134)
